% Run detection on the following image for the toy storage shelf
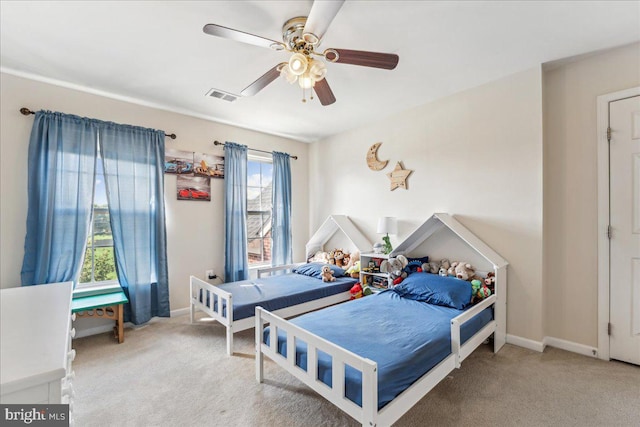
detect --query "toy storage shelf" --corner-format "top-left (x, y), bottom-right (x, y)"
top-left (360, 252), bottom-right (390, 292)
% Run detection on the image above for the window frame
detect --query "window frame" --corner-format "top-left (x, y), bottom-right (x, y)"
top-left (76, 149), bottom-right (118, 290)
top-left (246, 155), bottom-right (273, 268)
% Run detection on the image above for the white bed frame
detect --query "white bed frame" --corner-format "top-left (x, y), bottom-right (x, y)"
top-left (255, 213), bottom-right (508, 426)
top-left (190, 263), bottom-right (352, 356)
top-left (255, 293), bottom-right (499, 426)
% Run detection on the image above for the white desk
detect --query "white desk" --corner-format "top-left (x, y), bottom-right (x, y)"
top-left (1, 282), bottom-right (75, 406)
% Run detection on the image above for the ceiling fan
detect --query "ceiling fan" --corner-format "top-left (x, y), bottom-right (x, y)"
top-left (203, 0), bottom-right (399, 106)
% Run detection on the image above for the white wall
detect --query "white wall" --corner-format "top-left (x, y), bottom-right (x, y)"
top-left (543, 42), bottom-right (640, 347)
top-left (0, 73), bottom-right (309, 316)
top-left (309, 67), bottom-right (544, 342)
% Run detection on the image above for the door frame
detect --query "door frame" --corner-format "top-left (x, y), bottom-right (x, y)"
top-left (597, 86), bottom-right (640, 361)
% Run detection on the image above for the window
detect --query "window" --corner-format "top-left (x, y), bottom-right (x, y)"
top-left (79, 150), bottom-right (117, 286)
top-left (247, 159), bottom-right (273, 266)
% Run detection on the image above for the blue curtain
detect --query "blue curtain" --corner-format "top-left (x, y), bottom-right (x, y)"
top-left (100, 124), bottom-right (170, 324)
top-left (271, 151), bottom-right (292, 266)
top-left (224, 142), bottom-right (249, 282)
top-left (21, 111), bottom-right (97, 286)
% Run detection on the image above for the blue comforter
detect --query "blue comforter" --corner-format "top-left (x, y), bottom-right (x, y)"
top-left (214, 273), bottom-right (357, 320)
top-left (264, 290), bottom-right (493, 409)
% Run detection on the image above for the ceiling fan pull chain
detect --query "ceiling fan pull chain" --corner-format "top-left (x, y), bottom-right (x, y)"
top-left (302, 87), bottom-right (307, 103)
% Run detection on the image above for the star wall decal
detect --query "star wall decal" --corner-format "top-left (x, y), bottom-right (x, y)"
top-left (386, 162), bottom-right (413, 191)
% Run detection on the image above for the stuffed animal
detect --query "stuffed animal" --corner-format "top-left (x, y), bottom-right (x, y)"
top-left (331, 249), bottom-right (346, 267)
top-left (321, 265), bottom-right (336, 282)
top-left (343, 251), bottom-right (360, 271)
top-left (345, 260), bottom-right (361, 279)
top-left (471, 279), bottom-right (492, 303)
top-left (438, 267), bottom-right (448, 277)
top-left (484, 272), bottom-right (496, 292)
top-left (350, 282), bottom-right (363, 299)
top-left (380, 255), bottom-right (409, 285)
top-left (449, 261), bottom-right (481, 281)
top-left (308, 251), bottom-right (330, 263)
top-left (404, 260), bottom-right (424, 274)
top-left (423, 261), bottom-right (440, 274)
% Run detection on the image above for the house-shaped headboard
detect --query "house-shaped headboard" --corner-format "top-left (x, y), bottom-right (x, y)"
top-left (390, 213), bottom-right (509, 352)
top-left (305, 215), bottom-right (372, 261)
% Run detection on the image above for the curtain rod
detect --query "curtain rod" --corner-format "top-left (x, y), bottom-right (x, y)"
top-left (213, 140), bottom-right (298, 160)
top-left (19, 108), bottom-right (177, 139)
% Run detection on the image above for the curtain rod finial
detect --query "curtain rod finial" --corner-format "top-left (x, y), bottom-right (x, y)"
top-left (20, 108), bottom-right (34, 116)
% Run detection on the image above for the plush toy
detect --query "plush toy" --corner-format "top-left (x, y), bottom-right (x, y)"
top-left (423, 261), bottom-right (439, 274)
top-left (321, 265), bottom-right (336, 282)
top-left (404, 260), bottom-right (424, 274)
top-left (308, 251), bottom-right (330, 263)
top-left (450, 261), bottom-right (481, 281)
top-left (331, 249), bottom-right (346, 267)
top-left (343, 251), bottom-right (360, 271)
top-left (380, 255), bottom-right (409, 285)
top-left (345, 260), bottom-right (361, 279)
top-left (438, 267), bottom-right (448, 277)
top-left (350, 282), bottom-right (363, 299)
top-left (484, 272), bottom-right (496, 292)
top-left (362, 284), bottom-right (373, 296)
top-left (471, 279), bottom-right (492, 303)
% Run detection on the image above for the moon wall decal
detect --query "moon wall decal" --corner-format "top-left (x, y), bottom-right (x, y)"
top-left (366, 142), bottom-right (389, 171)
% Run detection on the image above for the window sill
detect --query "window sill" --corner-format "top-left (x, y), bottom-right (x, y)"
top-left (73, 282), bottom-right (122, 298)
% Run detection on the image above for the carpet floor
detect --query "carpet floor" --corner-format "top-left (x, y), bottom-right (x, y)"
top-left (72, 314), bottom-right (640, 426)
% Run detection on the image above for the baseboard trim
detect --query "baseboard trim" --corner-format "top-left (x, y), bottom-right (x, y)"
top-left (543, 336), bottom-right (598, 358)
top-left (75, 324), bottom-right (114, 339)
top-left (506, 334), bottom-right (545, 352)
top-left (171, 307), bottom-right (190, 317)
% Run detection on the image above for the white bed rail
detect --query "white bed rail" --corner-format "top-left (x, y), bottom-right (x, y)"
top-left (256, 262), bottom-right (304, 278)
top-left (255, 307), bottom-right (379, 426)
top-left (450, 294), bottom-right (497, 368)
top-left (190, 276), bottom-right (234, 354)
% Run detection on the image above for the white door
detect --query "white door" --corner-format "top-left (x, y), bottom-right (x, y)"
top-left (610, 94), bottom-right (640, 365)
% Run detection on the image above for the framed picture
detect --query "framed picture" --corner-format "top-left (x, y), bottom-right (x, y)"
top-left (164, 148), bottom-right (194, 174)
top-left (194, 153), bottom-right (224, 178)
top-left (176, 175), bottom-right (211, 201)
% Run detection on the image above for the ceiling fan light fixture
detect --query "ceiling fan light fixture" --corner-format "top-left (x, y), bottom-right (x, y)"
top-left (308, 59), bottom-right (327, 82)
top-left (288, 53), bottom-right (308, 76)
top-left (298, 72), bottom-right (315, 89)
top-left (279, 64), bottom-right (298, 84)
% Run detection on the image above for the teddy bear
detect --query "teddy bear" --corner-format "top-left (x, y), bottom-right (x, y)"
top-left (450, 261), bottom-right (482, 282)
top-left (321, 265), bottom-right (336, 282)
top-left (380, 255), bottom-right (409, 285)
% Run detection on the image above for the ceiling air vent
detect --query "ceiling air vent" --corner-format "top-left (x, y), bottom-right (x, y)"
top-left (205, 88), bottom-right (239, 102)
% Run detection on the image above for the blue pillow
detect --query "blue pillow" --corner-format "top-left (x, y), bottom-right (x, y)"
top-left (293, 262), bottom-right (345, 279)
top-left (392, 273), bottom-right (472, 309)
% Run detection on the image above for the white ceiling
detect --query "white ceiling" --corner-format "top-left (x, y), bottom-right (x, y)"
top-left (1, 1), bottom-right (639, 142)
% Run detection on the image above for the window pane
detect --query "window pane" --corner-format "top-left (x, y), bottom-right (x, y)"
top-left (78, 151), bottom-right (117, 286)
top-left (247, 159), bottom-right (273, 266)
top-left (93, 246), bottom-right (117, 282)
top-left (79, 248), bottom-right (93, 283)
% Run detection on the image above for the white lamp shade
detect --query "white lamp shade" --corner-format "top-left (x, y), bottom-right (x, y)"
top-left (288, 53), bottom-right (308, 76)
top-left (377, 217), bottom-right (397, 235)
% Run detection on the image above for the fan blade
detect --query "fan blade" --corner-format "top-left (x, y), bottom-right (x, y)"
top-left (324, 48), bottom-right (399, 70)
top-left (302, 0), bottom-right (345, 45)
top-left (203, 24), bottom-right (285, 51)
top-left (313, 78), bottom-right (336, 106)
top-left (240, 63), bottom-right (286, 97)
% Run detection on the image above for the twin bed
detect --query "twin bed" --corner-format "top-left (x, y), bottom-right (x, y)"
top-left (192, 213), bottom-right (508, 425)
top-left (190, 215), bottom-right (371, 355)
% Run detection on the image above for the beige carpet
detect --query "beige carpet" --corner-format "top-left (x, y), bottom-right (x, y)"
top-left (72, 314), bottom-right (640, 427)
